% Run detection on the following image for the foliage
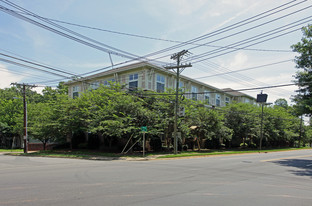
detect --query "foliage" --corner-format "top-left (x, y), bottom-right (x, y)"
top-left (0, 83), bottom-right (309, 152)
top-left (224, 103), bottom-right (259, 147)
top-left (274, 98), bottom-right (288, 109)
top-left (291, 24), bottom-right (312, 116)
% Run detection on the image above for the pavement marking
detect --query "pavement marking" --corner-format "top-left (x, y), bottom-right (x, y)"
top-left (261, 154), bottom-right (312, 162)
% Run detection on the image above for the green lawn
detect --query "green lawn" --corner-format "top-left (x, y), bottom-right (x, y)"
top-left (158, 147), bottom-right (311, 158)
top-left (0, 149), bottom-right (23, 153)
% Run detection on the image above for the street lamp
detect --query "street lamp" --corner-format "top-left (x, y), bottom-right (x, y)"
top-left (256, 91), bottom-right (270, 151)
top-left (13, 97), bottom-right (27, 153)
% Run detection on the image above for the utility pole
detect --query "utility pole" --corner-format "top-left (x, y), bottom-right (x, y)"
top-left (11, 83), bottom-right (36, 153)
top-left (165, 50), bottom-right (192, 154)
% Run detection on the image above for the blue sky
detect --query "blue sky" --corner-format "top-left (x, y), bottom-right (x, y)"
top-left (0, 0), bottom-right (311, 104)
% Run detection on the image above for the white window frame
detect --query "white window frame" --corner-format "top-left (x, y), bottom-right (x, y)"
top-left (204, 90), bottom-right (210, 104)
top-left (225, 97), bottom-right (230, 105)
top-left (129, 73), bottom-right (138, 90)
top-left (156, 74), bottom-right (165, 93)
top-left (216, 94), bottom-right (221, 106)
top-left (179, 81), bottom-right (184, 92)
top-left (72, 86), bottom-right (80, 98)
top-left (91, 81), bottom-right (100, 90)
top-left (104, 78), bottom-right (115, 86)
top-left (191, 86), bottom-right (198, 100)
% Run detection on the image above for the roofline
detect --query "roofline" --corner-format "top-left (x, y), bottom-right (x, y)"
top-left (64, 61), bottom-right (255, 99)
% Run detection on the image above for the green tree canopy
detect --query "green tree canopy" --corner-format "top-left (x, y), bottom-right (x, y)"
top-left (291, 24), bottom-right (312, 116)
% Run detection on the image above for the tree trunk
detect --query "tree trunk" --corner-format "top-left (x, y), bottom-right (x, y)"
top-left (197, 137), bottom-right (201, 151)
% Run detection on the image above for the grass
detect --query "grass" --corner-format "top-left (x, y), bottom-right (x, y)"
top-left (9, 150), bottom-right (121, 159)
top-left (158, 147), bottom-right (311, 158)
top-left (4, 147), bottom-right (311, 160)
top-left (0, 149), bottom-right (23, 153)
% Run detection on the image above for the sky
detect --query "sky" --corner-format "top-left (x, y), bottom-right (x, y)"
top-left (0, 0), bottom-right (311, 104)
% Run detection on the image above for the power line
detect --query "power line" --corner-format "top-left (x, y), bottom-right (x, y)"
top-left (0, 57), bottom-right (70, 78)
top-left (0, 1), bottom-right (165, 65)
top-left (21, 0), bottom-right (304, 78)
top-left (196, 60), bottom-right (291, 97)
top-left (136, 83), bottom-right (299, 96)
top-left (0, 65), bottom-right (53, 80)
top-left (0, 52), bottom-right (77, 77)
top-left (194, 59), bottom-right (293, 80)
top-left (21, 12), bottom-right (293, 53)
top-left (186, 13), bottom-right (312, 63)
top-left (0, 48), bottom-right (78, 76)
top-left (136, 0), bottom-right (307, 61)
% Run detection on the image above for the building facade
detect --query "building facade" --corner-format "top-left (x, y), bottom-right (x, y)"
top-left (66, 62), bottom-right (256, 106)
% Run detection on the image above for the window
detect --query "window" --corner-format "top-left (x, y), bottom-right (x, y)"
top-left (72, 86), bottom-right (79, 99)
top-left (104, 78), bottom-right (115, 86)
top-left (204, 91), bottom-right (210, 104)
top-left (129, 73), bottom-right (138, 90)
top-left (216, 94), bottom-right (221, 106)
top-left (91, 81), bottom-right (99, 90)
top-left (179, 81), bottom-right (184, 92)
top-left (225, 97), bottom-right (230, 105)
top-left (191, 86), bottom-right (198, 100)
top-left (156, 74), bottom-right (165, 93)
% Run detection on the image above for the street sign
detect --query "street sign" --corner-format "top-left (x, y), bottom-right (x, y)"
top-left (141, 126), bottom-right (147, 132)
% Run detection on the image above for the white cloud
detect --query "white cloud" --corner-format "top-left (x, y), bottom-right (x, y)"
top-left (202, 1), bottom-right (259, 32)
top-left (226, 52), bottom-right (249, 69)
top-left (0, 64), bottom-right (24, 89)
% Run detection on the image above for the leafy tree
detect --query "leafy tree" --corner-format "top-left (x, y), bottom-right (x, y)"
top-left (274, 98), bottom-right (288, 109)
top-left (263, 106), bottom-right (299, 147)
top-left (184, 101), bottom-right (232, 150)
top-left (291, 24), bottom-right (312, 116)
top-left (28, 102), bottom-right (60, 150)
top-left (84, 85), bottom-right (147, 151)
top-left (224, 103), bottom-right (259, 147)
top-left (0, 88), bottom-right (23, 148)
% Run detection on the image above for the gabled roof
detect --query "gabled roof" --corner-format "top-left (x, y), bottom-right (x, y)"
top-left (65, 61), bottom-right (255, 99)
top-left (222, 88), bottom-right (256, 100)
top-left (65, 61), bottom-right (224, 92)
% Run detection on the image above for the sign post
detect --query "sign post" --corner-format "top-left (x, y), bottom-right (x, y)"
top-left (141, 126), bottom-right (147, 157)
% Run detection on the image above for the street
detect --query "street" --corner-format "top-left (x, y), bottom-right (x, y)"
top-left (0, 150), bottom-right (311, 206)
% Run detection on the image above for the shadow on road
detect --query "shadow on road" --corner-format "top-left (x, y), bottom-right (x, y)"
top-left (272, 159), bottom-right (312, 178)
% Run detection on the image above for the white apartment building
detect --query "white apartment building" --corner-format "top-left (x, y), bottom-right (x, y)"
top-left (65, 62), bottom-right (256, 106)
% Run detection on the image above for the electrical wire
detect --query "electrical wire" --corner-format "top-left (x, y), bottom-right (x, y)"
top-left (136, 83), bottom-right (299, 96)
top-left (179, 11), bottom-right (312, 64)
top-left (0, 1), bottom-right (165, 66)
top-left (20, 12), bottom-right (293, 53)
top-left (193, 59), bottom-right (293, 80)
top-left (0, 57), bottom-right (70, 78)
top-left (132, 0), bottom-right (308, 62)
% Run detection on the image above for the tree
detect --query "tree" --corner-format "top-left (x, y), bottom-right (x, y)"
top-left (224, 103), bottom-right (259, 148)
top-left (274, 98), bottom-right (288, 109)
top-left (28, 102), bottom-right (60, 150)
top-left (291, 24), bottom-right (312, 116)
top-left (0, 87), bottom-right (24, 148)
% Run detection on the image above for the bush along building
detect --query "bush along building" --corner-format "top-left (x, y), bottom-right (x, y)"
top-left (64, 62), bottom-right (259, 152)
top-left (66, 62), bottom-right (256, 106)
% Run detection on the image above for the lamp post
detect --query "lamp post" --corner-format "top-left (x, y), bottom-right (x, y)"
top-left (256, 91), bottom-right (269, 151)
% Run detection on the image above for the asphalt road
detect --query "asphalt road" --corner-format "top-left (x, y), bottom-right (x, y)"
top-left (0, 150), bottom-right (312, 206)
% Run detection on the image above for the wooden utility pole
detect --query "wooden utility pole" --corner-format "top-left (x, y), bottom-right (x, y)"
top-left (165, 50), bottom-right (192, 154)
top-left (11, 83), bottom-right (36, 153)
